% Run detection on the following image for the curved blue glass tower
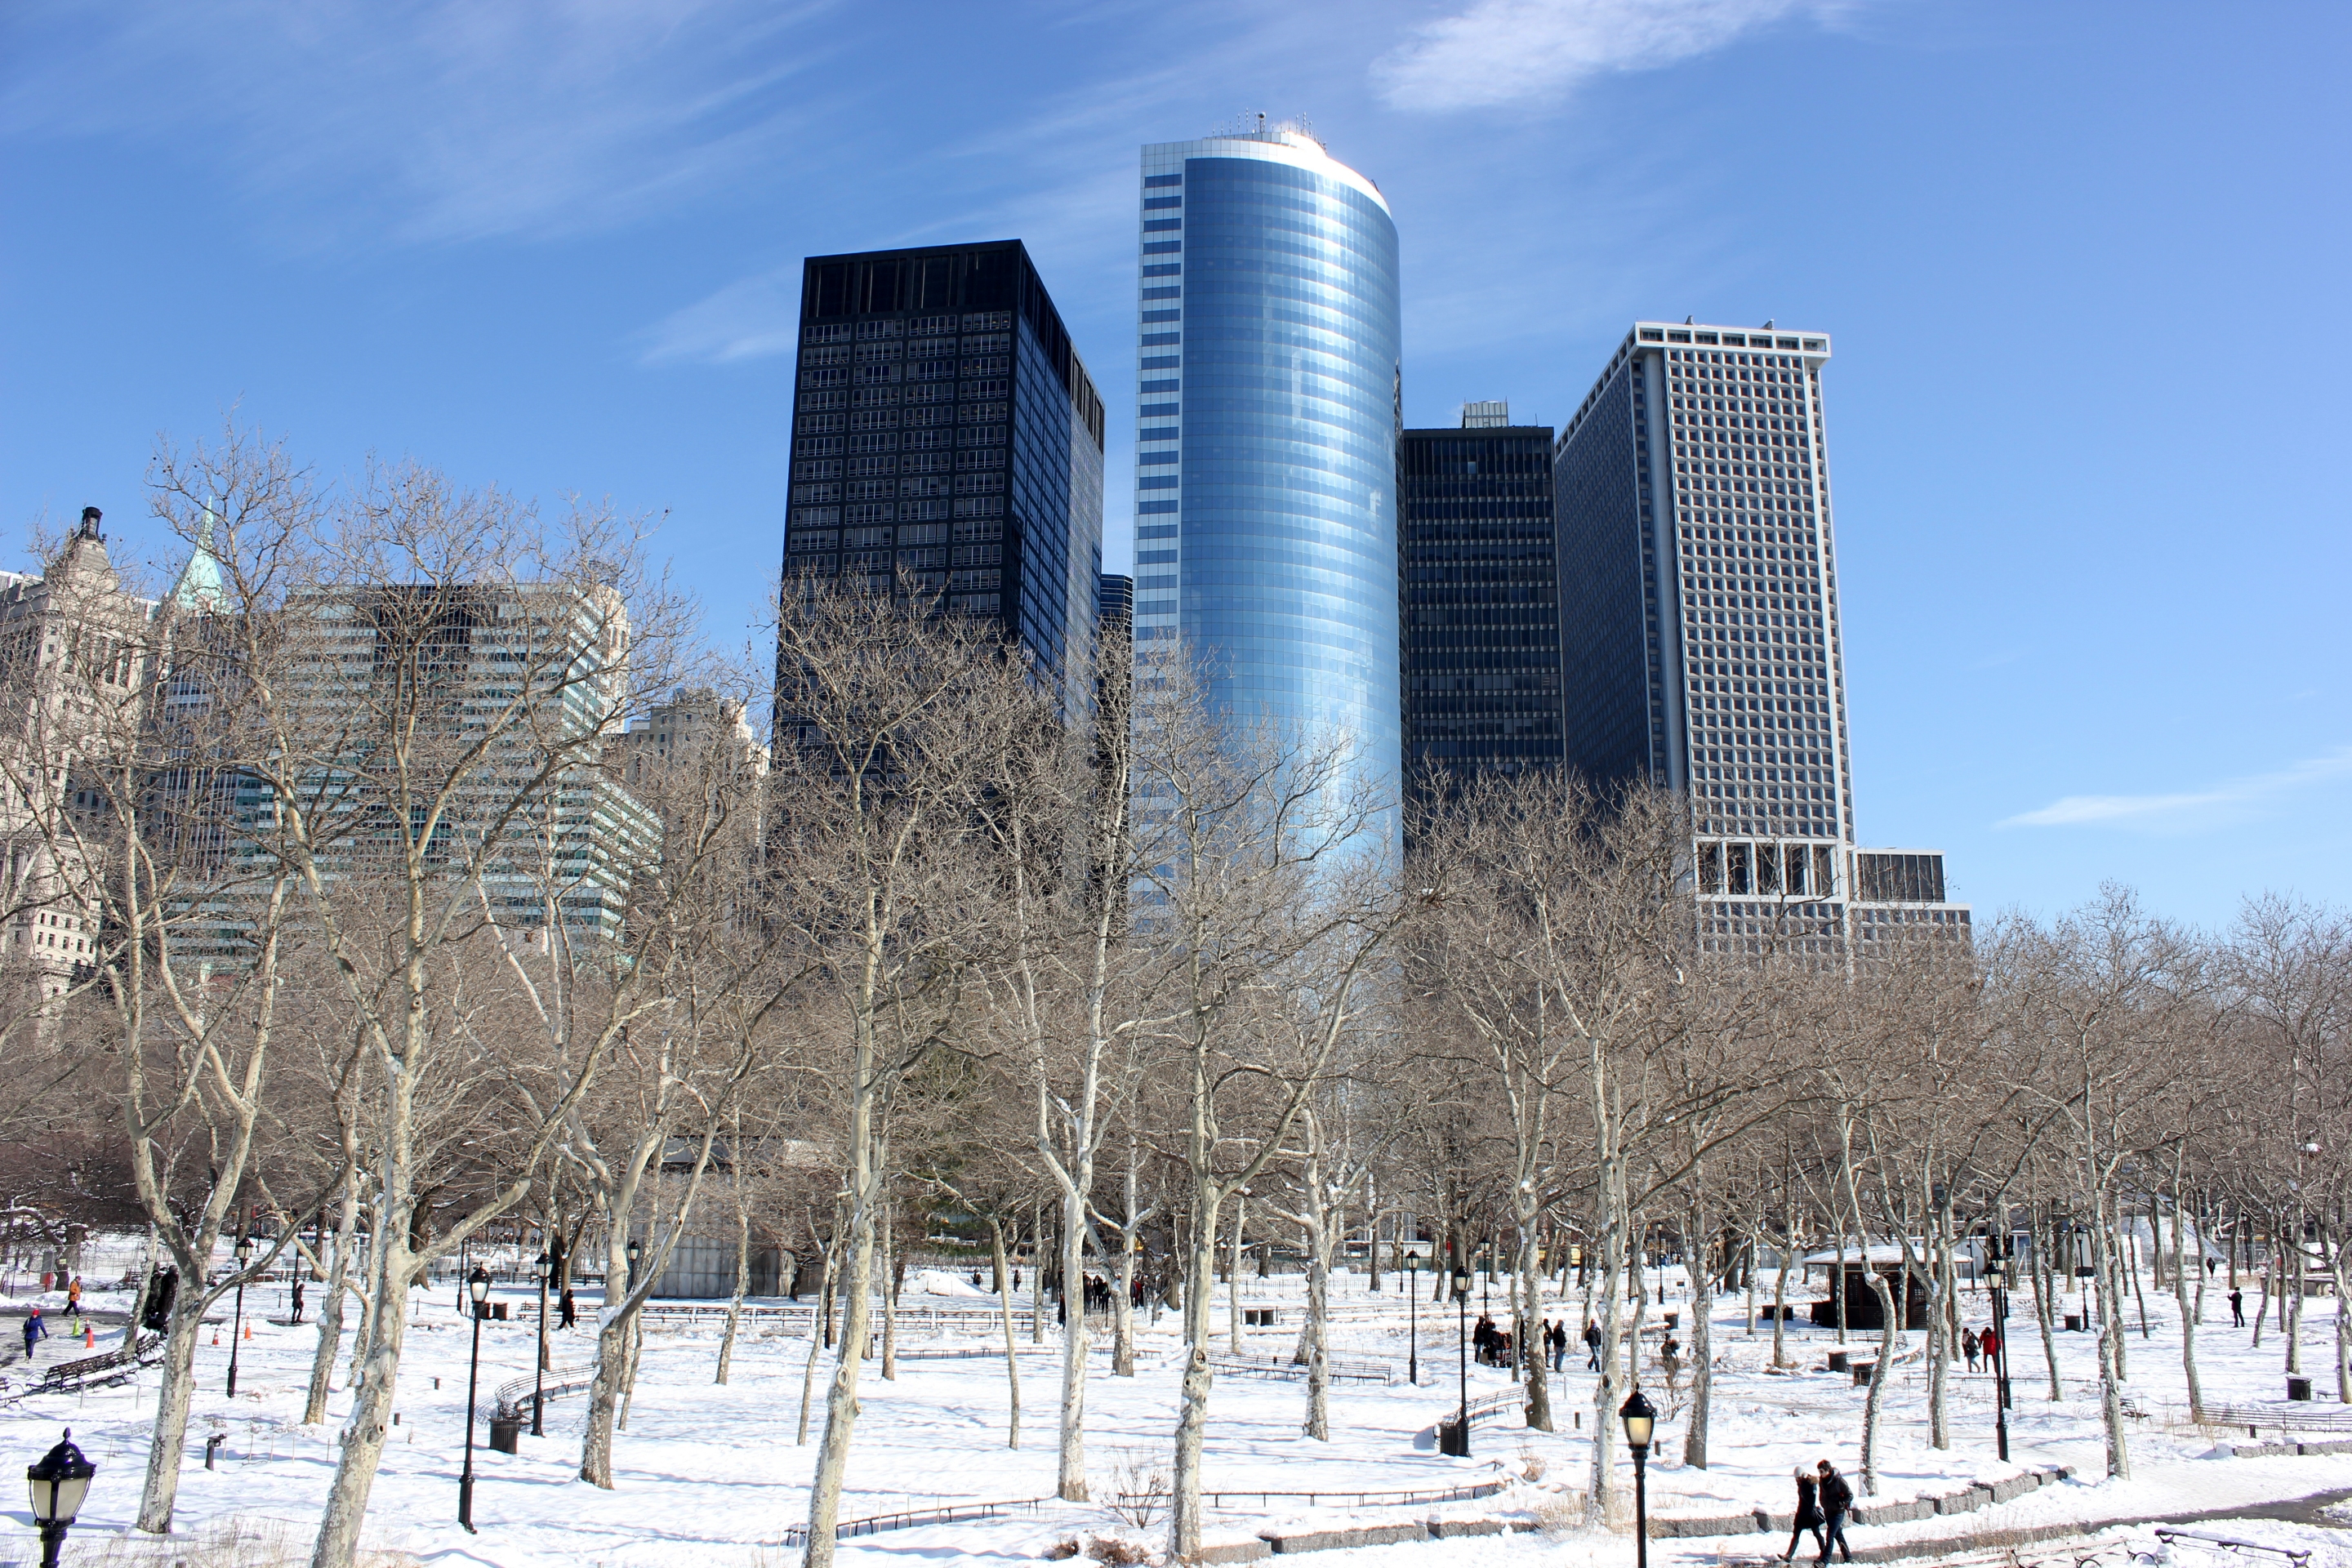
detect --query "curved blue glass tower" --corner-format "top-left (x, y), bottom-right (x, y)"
top-left (1132, 125), bottom-right (1401, 832)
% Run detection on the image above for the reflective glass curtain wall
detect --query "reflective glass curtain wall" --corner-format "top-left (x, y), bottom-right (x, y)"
top-left (1397, 421), bottom-right (1563, 808)
top-left (1133, 128), bottom-right (1402, 832)
top-left (782, 240), bottom-right (1105, 719)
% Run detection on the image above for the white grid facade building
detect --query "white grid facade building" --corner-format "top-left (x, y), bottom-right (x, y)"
top-left (1555, 322), bottom-right (1969, 951)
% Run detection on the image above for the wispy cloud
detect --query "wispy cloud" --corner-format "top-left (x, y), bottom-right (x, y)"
top-left (1373, 0), bottom-right (1846, 111)
top-left (2, 0), bottom-right (836, 246)
top-left (1998, 748), bottom-right (2352, 834)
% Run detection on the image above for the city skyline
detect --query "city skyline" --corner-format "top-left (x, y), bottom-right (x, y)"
top-left (6, 2), bottom-right (2349, 929)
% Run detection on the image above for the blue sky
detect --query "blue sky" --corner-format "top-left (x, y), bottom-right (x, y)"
top-left (3, 1), bottom-right (2348, 931)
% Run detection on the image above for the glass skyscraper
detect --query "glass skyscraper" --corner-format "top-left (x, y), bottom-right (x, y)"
top-left (1553, 321), bottom-right (1967, 951)
top-left (782, 241), bottom-right (1105, 711)
top-left (1132, 122), bottom-right (1402, 829)
top-left (1397, 403), bottom-right (1563, 807)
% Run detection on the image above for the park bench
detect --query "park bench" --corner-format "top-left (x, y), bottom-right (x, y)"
top-left (36, 1333), bottom-right (163, 1396)
top-left (479, 1361), bottom-right (596, 1450)
top-left (1206, 1352), bottom-right (1393, 1385)
top-left (2156, 1528), bottom-right (2311, 1568)
top-left (2200, 1401), bottom-right (2352, 1438)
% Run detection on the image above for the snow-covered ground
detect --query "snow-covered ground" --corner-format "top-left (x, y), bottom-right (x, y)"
top-left (2, 1255), bottom-right (2345, 1566)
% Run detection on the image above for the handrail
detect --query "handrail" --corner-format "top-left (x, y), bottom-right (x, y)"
top-left (777, 1496), bottom-right (1047, 1546)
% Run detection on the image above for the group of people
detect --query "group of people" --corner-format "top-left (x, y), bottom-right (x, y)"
top-left (1469, 1312), bottom-right (1515, 1366)
top-left (1959, 1323), bottom-right (2003, 1371)
top-left (1780, 1461), bottom-right (1857, 1563)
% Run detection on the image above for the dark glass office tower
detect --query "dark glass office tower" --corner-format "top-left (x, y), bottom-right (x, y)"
top-left (782, 241), bottom-right (1106, 708)
top-left (1397, 405), bottom-right (1561, 803)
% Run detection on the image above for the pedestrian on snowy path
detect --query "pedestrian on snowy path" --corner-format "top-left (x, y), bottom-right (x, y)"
top-left (1551, 1320), bottom-right (1568, 1373)
top-left (21, 1307), bottom-right (47, 1360)
top-left (1779, 1466), bottom-right (1825, 1561)
top-left (559, 1287), bottom-right (577, 1330)
top-left (1584, 1318), bottom-right (1601, 1370)
top-left (2230, 1287), bottom-right (2244, 1327)
top-left (1815, 1460), bottom-right (1854, 1564)
top-left (291, 1278), bottom-right (305, 1324)
top-left (1961, 1326), bottom-right (1980, 1371)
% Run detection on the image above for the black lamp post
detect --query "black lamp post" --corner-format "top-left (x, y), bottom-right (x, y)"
top-left (26, 1429), bottom-right (96, 1568)
top-left (458, 1264), bottom-right (490, 1534)
top-left (625, 1236), bottom-right (642, 1295)
top-left (226, 1231), bottom-right (255, 1397)
top-left (1619, 1388), bottom-right (1657, 1568)
top-left (532, 1249), bottom-right (552, 1437)
top-left (1984, 1258), bottom-right (2012, 1461)
top-left (1445, 1263), bottom-right (1472, 1457)
top-left (1405, 1254), bottom-right (1419, 1386)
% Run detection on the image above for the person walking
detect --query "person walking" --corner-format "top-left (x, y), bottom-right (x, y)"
top-left (65, 1276), bottom-right (82, 1315)
top-left (558, 1286), bottom-right (577, 1330)
top-left (1779, 1466), bottom-right (1826, 1561)
top-left (1815, 1460), bottom-right (1854, 1564)
top-left (1584, 1318), bottom-right (1601, 1370)
top-left (1551, 1320), bottom-right (1568, 1373)
top-left (2230, 1287), bottom-right (2245, 1328)
top-left (1979, 1324), bottom-right (2001, 1370)
top-left (291, 1277), bottom-right (306, 1325)
top-left (21, 1307), bottom-right (47, 1361)
top-left (1961, 1326), bottom-right (1980, 1372)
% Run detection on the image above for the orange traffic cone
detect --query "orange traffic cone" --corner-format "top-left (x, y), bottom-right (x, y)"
top-left (84, 1325), bottom-right (95, 1348)
top-left (244, 1321), bottom-right (253, 1341)
top-left (212, 1330), bottom-right (221, 1346)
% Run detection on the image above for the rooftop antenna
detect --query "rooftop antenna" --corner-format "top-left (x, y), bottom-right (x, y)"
top-left (1684, 315), bottom-right (1695, 325)
top-left (1762, 318), bottom-right (1775, 329)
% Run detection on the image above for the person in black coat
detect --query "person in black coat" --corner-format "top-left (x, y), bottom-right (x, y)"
top-left (2230, 1286), bottom-right (2245, 1327)
top-left (1780, 1467), bottom-right (1825, 1561)
top-left (558, 1287), bottom-right (577, 1330)
top-left (1815, 1460), bottom-right (1854, 1564)
top-left (1584, 1318), bottom-right (1602, 1370)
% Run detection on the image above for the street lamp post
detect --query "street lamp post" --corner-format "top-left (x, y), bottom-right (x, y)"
top-left (532, 1250), bottom-right (552, 1437)
top-left (1444, 1264), bottom-right (1472, 1457)
top-left (226, 1232), bottom-right (255, 1397)
top-left (625, 1236), bottom-right (643, 1296)
top-left (1405, 1255), bottom-right (1419, 1386)
top-left (458, 1265), bottom-right (491, 1533)
top-left (1620, 1388), bottom-right (1657, 1568)
top-left (25, 1429), bottom-right (96, 1568)
top-left (1984, 1258), bottom-right (2012, 1461)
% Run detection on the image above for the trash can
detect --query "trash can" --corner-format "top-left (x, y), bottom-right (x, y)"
top-left (493, 1303), bottom-right (510, 1322)
top-left (2063, 1314), bottom-right (2082, 1332)
top-left (1851, 1362), bottom-right (1876, 1387)
top-left (1828, 1351), bottom-right (1851, 1373)
top-left (1437, 1418), bottom-right (1469, 1457)
top-left (2287, 1376), bottom-right (2312, 1402)
top-left (489, 1414), bottom-right (522, 1454)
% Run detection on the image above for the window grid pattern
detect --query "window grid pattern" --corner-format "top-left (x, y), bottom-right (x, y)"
top-left (1133, 133), bottom-right (1402, 831)
top-left (781, 243), bottom-right (1105, 715)
top-left (1398, 427), bottom-right (1562, 793)
top-left (1558, 323), bottom-right (1969, 951)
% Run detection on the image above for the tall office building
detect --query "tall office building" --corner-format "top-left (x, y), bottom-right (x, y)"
top-left (782, 241), bottom-right (1106, 710)
top-left (1554, 322), bottom-right (1967, 949)
top-left (1397, 404), bottom-right (1563, 800)
top-left (1132, 122), bottom-right (1402, 831)
top-left (0, 510), bottom-right (156, 996)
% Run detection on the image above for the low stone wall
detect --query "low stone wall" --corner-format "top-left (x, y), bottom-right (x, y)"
top-left (1183, 1463), bottom-right (2105, 1562)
